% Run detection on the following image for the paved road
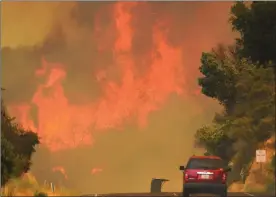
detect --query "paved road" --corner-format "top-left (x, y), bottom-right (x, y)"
top-left (81, 192), bottom-right (275, 197)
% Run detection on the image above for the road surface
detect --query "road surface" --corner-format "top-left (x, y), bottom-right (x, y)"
top-left (81, 192), bottom-right (275, 197)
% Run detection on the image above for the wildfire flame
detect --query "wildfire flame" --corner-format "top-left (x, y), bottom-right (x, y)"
top-left (52, 166), bottom-right (68, 180)
top-left (8, 2), bottom-right (186, 151)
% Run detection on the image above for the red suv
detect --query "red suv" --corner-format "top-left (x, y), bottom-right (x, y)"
top-left (179, 155), bottom-right (231, 197)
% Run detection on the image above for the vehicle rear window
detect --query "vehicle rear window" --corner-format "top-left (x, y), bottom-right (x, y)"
top-left (186, 158), bottom-right (225, 169)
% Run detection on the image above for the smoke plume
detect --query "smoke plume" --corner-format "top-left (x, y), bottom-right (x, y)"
top-left (2, 1), bottom-right (234, 193)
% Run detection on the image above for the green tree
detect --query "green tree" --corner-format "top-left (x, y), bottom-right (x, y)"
top-left (195, 1), bottom-right (276, 185)
top-left (195, 121), bottom-right (235, 162)
top-left (1, 99), bottom-right (39, 186)
top-left (196, 56), bottom-right (275, 183)
top-left (230, 2), bottom-right (276, 65)
top-left (198, 45), bottom-right (240, 113)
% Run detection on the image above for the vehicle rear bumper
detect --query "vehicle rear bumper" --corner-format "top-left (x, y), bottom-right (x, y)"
top-left (184, 182), bottom-right (227, 194)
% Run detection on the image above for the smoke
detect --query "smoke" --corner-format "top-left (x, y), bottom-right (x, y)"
top-left (2, 1), bottom-right (234, 194)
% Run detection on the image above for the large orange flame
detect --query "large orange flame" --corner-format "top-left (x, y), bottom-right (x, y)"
top-left (8, 2), bottom-right (186, 151)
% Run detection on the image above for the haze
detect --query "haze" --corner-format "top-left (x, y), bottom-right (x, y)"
top-left (2, 1), bottom-right (234, 194)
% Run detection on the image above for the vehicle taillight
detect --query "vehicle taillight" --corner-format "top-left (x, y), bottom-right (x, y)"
top-left (184, 172), bottom-right (189, 181)
top-left (222, 173), bottom-right (226, 183)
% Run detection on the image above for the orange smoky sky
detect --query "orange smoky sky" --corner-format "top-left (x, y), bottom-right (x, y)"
top-left (2, 1), bottom-right (235, 194)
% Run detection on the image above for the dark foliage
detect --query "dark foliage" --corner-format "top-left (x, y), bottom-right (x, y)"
top-left (1, 98), bottom-right (39, 186)
top-left (230, 2), bottom-right (276, 66)
top-left (195, 1), bottom-right (276, 185)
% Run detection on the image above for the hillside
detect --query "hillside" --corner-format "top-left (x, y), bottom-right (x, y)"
top-left (229, 136), bottom-right (275, 193)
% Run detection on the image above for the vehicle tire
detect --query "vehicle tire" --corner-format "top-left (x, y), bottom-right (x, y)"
top-left (219, 189), bottom-right (227, 197)
top-left (183, 189), bottom-right (189, 197)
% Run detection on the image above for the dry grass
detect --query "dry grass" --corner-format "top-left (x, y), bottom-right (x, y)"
top-left (1, 173), bottom-right (78, 196)
top-left (229, 136), bottom-right (275, 193)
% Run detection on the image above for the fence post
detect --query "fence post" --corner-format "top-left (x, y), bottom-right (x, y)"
top-left (50, 182), bottom-right (55, 193)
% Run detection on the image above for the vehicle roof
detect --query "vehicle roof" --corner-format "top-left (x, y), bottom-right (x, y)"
top-left (189, 155), bottom-right (222, 160)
